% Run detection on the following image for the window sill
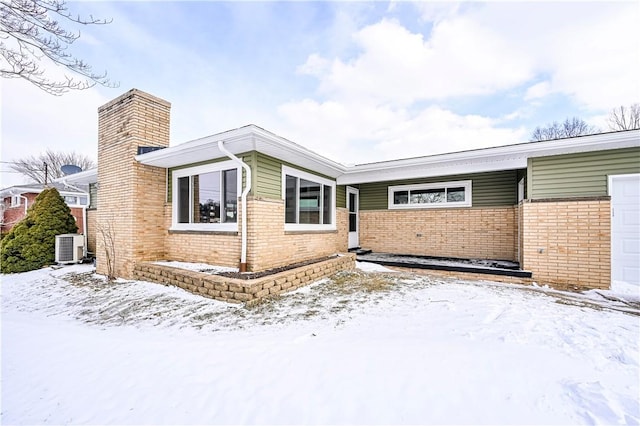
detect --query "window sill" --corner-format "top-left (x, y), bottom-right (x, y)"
top-left (284, 224), bottom-right (337, 233)
top-left (170, 223), bottom-right (238, 233)
top-left (169, 229), bottom-right (239, 236)
top-left (285, 229), bottom-right (338, 235)
top-left (388, 203), bottom-right (472, 210)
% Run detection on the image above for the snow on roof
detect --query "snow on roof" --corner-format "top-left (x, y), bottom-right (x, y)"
top-left (0, 182), bottom-right (89, 198)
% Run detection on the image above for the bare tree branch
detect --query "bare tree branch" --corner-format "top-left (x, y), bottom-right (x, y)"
top-left (607, 104), bottom-right (640, 131)
top-left (97, 217), bottom-right (116, 281)
top-left (530, 117), bottom-right (598, 141)
top-left (9, 149), bottom-right (95, 183)
top-left (0, 0), bottom-right (118, 95)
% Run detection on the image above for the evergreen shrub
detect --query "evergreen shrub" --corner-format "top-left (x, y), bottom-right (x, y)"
top-left (1, 188), bottom-right (78, 273)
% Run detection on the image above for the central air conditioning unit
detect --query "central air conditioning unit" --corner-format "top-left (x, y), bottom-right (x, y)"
top-left (55, 234), bottom-right (85, 264)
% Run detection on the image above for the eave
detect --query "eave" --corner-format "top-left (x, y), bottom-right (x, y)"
top-left (136, 124), bottom-right (347, 179)
top-left (337, 130), bottom-right (640, 185)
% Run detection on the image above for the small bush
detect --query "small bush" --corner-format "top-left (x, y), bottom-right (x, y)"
top-left (1, 188), bottom-right (78, 273)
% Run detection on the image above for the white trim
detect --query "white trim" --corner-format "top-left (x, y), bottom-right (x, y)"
top-left (282, 165), bottom-right (336, 232)
top-left (136, 125), bottom-right (346, 178)
top-left (10, 195), bottom-right (21, 207)
top-left (171, 160), bottom-right (241, 232)
top-left (388, 180), bottom-right (472, 209)
top-left (281, 165), bottom-right (335, 191)
top-left (518, 178), bottom-right (525, 202)
top-left (607, 173), bottom-right (640, 196)
top-left (338, 130), bottom-right (640, 185)
top-left (347, 186), bottom-right (359, 249)
top-left (61, 192), bottom-right (89, 207)
top-left (131, 126), bottom-right (638, 187)
top-left (608, 173), bottom-right (640, 287)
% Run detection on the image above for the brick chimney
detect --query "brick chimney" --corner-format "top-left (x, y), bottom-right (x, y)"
top-left (96, 89), bottom-right (171, 278)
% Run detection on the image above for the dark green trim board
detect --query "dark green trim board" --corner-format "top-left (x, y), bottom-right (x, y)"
top-left (528, 147), bottom-right (640, 199)
top-left (358, 170), bottom-right (519, 210)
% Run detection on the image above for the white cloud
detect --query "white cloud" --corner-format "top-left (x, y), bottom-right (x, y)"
top-left (278, 99), bottom-right (526, 165)
top-left (544, 6), bottom-right (640, 109)
top-left (275, 2), bottom-right (639, 166)
top-left (297, 54), bottom-right (331, 77)
top-left (466, 2), bottom-right (640, 109)
top-left (313, 18), bottom-right (533, 106)
top-left (525, 82), bottom-right (552, 101)
top-left (413, 2), bottom-right (462, 24)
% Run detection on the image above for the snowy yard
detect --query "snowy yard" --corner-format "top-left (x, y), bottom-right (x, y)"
top-left (1, 263), bottom-right (639, 425)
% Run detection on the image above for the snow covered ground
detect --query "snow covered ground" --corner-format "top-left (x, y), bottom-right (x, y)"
top-left (1, 263), bottom-right (639, 425)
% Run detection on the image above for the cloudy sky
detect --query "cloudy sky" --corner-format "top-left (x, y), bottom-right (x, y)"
top-left (2, 1), bottom-right (639, 187)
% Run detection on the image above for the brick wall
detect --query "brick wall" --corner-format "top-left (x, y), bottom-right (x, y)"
top-left (86, 209), bottom-right (96, 254)
top-left (96, 89), bottom-right (170, 278)
top-left (158, 196), bottom-right (348, 272)
top-left (1, 194), bottom-right (85, 237)
top-left (246, 197), bottom-right (349, 272)
top-left (69, 207), bottom-right (84, 237)
top-left (516, 202), bottom-right (524, 265)
top-left (164, 202), bottom-right (242, 267)
top-left (359, 207), bottom-right (517, 261)
top-left (1, 193), bottom-right (37, 233)
top-left (521, 198), bottom-right (611, 290)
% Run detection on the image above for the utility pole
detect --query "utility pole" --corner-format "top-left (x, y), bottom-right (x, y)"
top-left (44, 162), bottom-right (48, 185)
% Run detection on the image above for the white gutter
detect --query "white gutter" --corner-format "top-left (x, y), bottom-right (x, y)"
top-left (218, 140), bottom-right (252, 273)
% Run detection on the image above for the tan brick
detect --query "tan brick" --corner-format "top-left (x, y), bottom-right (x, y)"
top-left (228, 282), bottom-right (243, 293)
top-left (233, 292), bottom-right (253, 302)
top-left (214, 283), bottom-right (229, 291)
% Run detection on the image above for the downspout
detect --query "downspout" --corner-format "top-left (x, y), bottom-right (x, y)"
top-left (18, 194), bottom-right (28, 215)
top-left (62, 181), bottom-right (89, 259)
top-left (218, 140), bottom-right (251, 273)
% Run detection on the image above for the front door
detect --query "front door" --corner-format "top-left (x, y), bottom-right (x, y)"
top-left (347, 187), bottom-right (359, 249)
top-left (610, 174), bottom-right (640, 289)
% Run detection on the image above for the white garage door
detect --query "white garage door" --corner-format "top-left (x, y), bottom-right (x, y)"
top-left (610, 174), bottom-right (640, 291)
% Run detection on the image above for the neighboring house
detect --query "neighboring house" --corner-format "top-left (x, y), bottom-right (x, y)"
top-left (0, 183), bottom-right (90, 237)
top-left (64, 89), bottom-right (640, 291)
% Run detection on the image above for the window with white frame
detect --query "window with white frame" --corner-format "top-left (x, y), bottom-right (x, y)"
top-left (172, 161), bottom-right (240, 231)
top-left (10, 195), bottom-right (21, 207)
top-left (388, 180), bottom-right (472, 209)
top-left (282, 166), bottom-right (335, 231)
top-left (62, 194), bottom-right (89, 206)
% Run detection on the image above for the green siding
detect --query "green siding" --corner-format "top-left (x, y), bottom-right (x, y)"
top-left (529, 147), bottom-right (640, 199)
top-left (254, 152), bottom-right (282, 198)
top-left (359, 170), bottom-right (519, 210)
top-left (253, 152), bottom-right (338, 199)
top-left (336, 185), bottom-right (347, 208)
